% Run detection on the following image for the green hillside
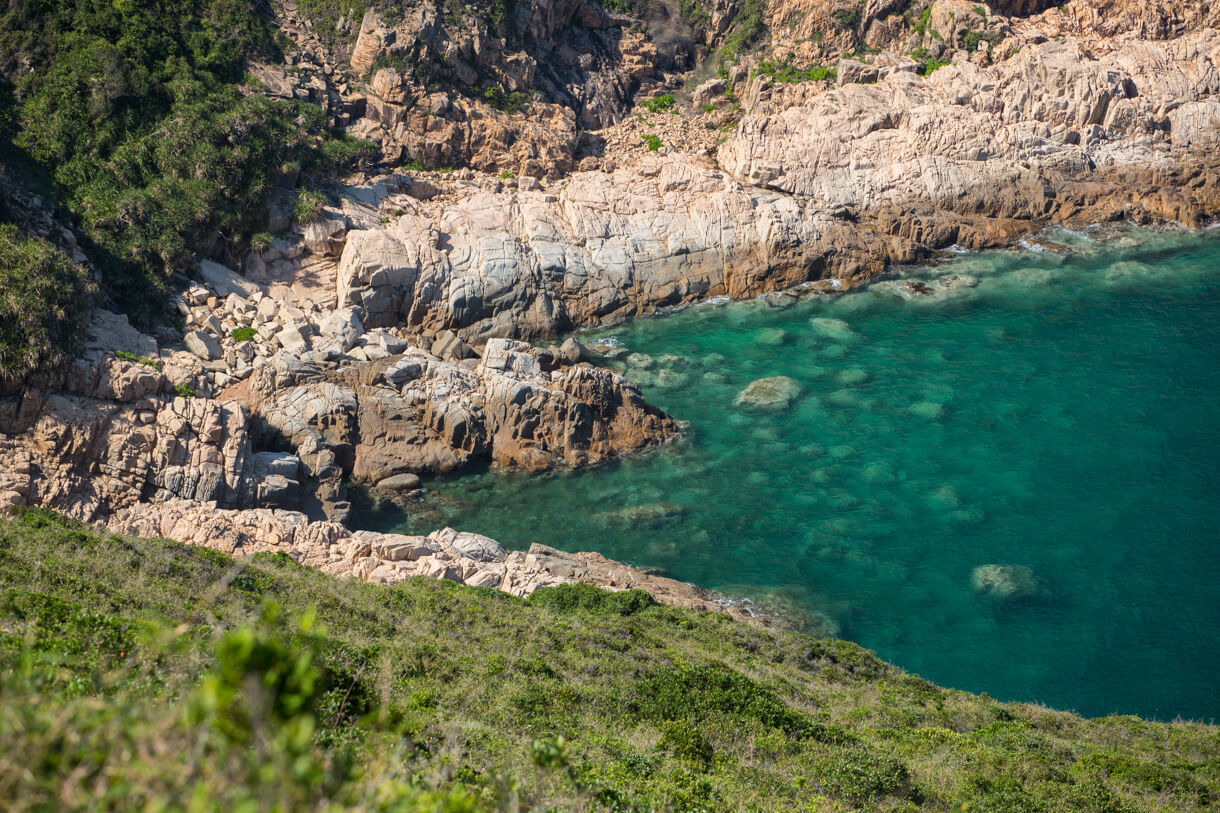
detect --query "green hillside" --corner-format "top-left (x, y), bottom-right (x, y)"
top-left (0, 508), bottom-right (1215, 811)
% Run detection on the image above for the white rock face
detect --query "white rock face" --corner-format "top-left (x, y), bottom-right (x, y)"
top-left (199, 259), bottom-right (261, 298)
top-left (720, 35), bottom-right (1220, 207)
top-left (185, 331), bottom-right (222, 361)
top-left (334, 159), bottom-right (835, 338)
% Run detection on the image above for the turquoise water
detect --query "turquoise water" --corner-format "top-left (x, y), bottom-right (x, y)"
top-left (354, 227), bottom-right (1220, 721)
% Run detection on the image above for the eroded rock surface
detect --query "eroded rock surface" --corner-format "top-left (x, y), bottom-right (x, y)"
top-left (108, 499), bottom-right (784, 627)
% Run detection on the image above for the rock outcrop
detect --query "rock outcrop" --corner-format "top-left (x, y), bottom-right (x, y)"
top-left (5, 0), bottom-right (1220, 632)
top-left (108, 499), bottom-right (783, 626)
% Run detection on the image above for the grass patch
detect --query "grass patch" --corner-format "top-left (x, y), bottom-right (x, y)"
top-left (0, 509), bottom-right (1216, 810)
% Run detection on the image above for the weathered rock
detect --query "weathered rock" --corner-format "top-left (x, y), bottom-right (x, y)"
top-left (185, 331), bottom-right (223, 361)
top-left (971, 564), bottom-right (1039, 601)
top-left (198, 259), bottom-right (260, 299)
top-left (432, 527), bottom-right (506, 562)
top-left (336, 342), bottom-right (682, 481)
top-left (375, 472), bottom-right (422, 492)
top-left (735, 377), bottom-right (803, 412)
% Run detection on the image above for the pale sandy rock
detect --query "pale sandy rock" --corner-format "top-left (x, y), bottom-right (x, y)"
top-left (185, 331), bottom-right (222, 361)
top-left (349, 9), bottom-right (381, 76)
top-left (199, 259), bottom-right (260, 299)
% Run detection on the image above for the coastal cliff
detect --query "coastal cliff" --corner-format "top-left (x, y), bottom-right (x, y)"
top-left (2, 0), bottom-right (1220, 615)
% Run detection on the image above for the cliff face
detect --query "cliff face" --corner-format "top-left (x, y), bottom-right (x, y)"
top-left (2, 0), bottom-right (1220, 611)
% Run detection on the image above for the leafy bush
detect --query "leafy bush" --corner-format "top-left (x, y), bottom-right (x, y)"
top-left (629, 662), bottom-right (818, 737)
top-left (114, 350), bottom-right (161, 369)
top-left (659, 720), bottom-right (715, 766)
top-left (293, 190), bottom-right (327, 225)
top-left (911, 47), bottom-right (952, 75)
top-left (811, 748), bottom-right (911, 802)
top-left (721, 0), bottom-right (767, 58)
top-left (642, 93), bottom-right (675, 113)
top-left (230, 327), bottom-right (257, 342)
top-left (963, 28), bottom-right (1002, 53)
top-left (0, 0), bottom-right (358, 324)
top-left (641, 133), bottom-right (663, 151)
top-left (526, 583), bottom-right (656, 616)
top-left (756, 59), bottom-right (837, 84)
top-left (0, 225), bottom-right (95, 381)
top-left (249, 231), bottom-right (274, 252)
top-left (481, 84), bottom-right (532, 113)
top-left (833, 7), bottom-right (862, 28)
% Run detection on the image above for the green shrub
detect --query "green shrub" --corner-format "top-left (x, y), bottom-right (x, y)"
top-left (629, 662), bottom-right (824, 738)
top-left (911, 47), bottom-right (952, 75)
top-left (529, 735), bottom-right (571, 769)
top-left (721, 0), bottom-right (766, 58)
top-left (659, 720), bottom-right (714, 766)
top-left (526, 583), bottom-right (656, 616)
top-left (499, 170), bottom-right (516, 180)
top-left (642, 93), bottom-right (675, 113)
top-left (0, 226), bottom-right (95, 381)
top-left (114, 350), bottom-right (161, 369)
top-left (0, 1), bottom-right (358, 324)
top-left (320, 135), bottom-right (377, 167)
top-left (832, 7), bottom-right (862, 28)
top-left (811, 748), bottom-right (912, 802)
top-left (756, 59), bottom-right (837, 84)
top-left (481, 84), bottom-right (532, 114)
top-left (249, 232), bottom-right (274, 252)
top-left (641, 133), bottom-right (663, 151)
top-left (293, 190), bottom-right (327, 225)
top-left (963, 28), bottom-right (1002, 53)
top-left (174, 382), bottom-right (196, 398)
top-left (230, 327), bottom-right (257, 342)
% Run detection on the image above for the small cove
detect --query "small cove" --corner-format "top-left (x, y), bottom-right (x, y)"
top-left (353, 227), bottom-right (1220, 721)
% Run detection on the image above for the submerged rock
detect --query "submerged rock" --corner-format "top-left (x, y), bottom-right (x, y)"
top-left (908, 400), bottom-right (946, 419)
top-left (596, 501), bottom-right (687, 527)
top-left (836, 368), bottom-right (870, 386)
top-left (826, 388), bottom-right (862, 408)
top-left (971, 564), bottom-right (1038, 601)
top-left (871, 274), bottom-right (979, 303)
top-left (809, 317), bottom-right (859, 343)
top-left (757, 327), bottom-right (794, 346)
top-left (734, 376), bottom-right (803, 412)
top-left (625, 352), bottom-right (655, 370)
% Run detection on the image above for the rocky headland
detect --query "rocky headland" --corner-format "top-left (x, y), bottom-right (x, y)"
top-left (2, 0), bottom-right (1219, 622)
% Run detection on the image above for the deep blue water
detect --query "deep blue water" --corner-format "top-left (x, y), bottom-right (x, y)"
top-left (354, 227), bottom-right (1220, 721)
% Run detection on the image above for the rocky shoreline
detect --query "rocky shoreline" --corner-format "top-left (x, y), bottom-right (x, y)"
top-left (2, 0), bottom-right (1219, 625)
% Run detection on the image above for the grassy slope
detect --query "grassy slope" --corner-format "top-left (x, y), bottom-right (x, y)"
top-left (0, 509), bottom-right (1215, 812)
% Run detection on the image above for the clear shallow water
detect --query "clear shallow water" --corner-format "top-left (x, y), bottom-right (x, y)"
top-left (355, 227), bottom-right (1220, 721)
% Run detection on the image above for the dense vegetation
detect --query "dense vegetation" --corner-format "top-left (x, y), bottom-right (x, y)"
top-left (0, 224), bottom-right (95, 381)
top-left (0, 508), bottom-right (1216, 811)
top-left (0, 0), bottom-right (368, 323)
